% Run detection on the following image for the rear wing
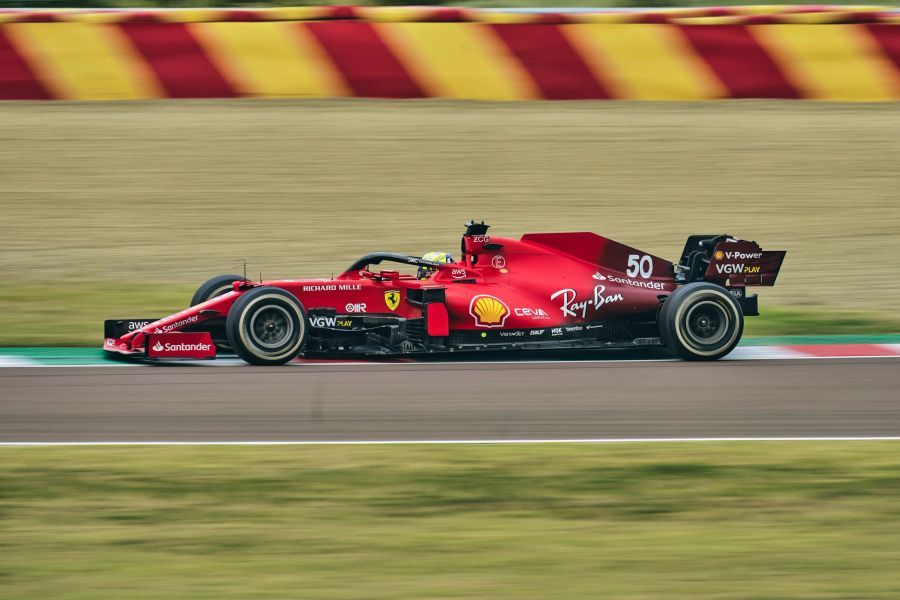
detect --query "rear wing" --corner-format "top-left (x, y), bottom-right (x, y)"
top-left (676, 235), bottom-right (786, 287)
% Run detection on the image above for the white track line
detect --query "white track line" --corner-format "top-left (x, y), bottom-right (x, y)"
top-left (723, 346), bottom-right (807, 360)
top-left (3, 437), bottom-right (900, 447)
top-left (0, 356), bottom-right (37, 367)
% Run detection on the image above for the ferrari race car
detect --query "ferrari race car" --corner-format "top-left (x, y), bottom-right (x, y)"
top-left (103, 222), bottom-right (785, 365)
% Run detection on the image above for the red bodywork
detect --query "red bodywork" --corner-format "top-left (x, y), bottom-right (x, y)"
top-left (103, 229), bottom-right (783, 360)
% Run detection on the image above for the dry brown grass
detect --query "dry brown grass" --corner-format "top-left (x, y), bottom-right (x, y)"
top-left (1, 100), bottom-right (898, 339)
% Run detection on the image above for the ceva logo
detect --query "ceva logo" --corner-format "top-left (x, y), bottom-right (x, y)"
top-left (152, 341), bottom-right (164, 352)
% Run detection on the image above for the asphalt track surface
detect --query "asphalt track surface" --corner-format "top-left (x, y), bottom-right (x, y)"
top-left (2, 357), bottom-right (900, 443)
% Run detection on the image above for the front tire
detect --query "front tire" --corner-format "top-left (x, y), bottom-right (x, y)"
top-left (659, 282), bottom-right (743, 361)
top-left (191, 274), bottom-right (247, 307)
top-left (226, 287), bottom-right (308, 366)
top-left (191, 274), bottom-right (248, 352)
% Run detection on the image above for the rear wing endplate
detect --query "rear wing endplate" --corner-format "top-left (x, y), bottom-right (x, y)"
top-left (676, 235), bottom-right (786, 286)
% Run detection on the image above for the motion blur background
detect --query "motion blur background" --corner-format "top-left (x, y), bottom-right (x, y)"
top-left (3, 100), bottom-right (900, 343)
top-left (2, 5), bottom-right (900, 344)
top-left (2, 3), bottom-right (900, 599)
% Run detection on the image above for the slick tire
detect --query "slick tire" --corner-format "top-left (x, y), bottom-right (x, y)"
top-left (191, 274), bottom-right (248, 352)
top-left (226, 287), bottom-right (308, 366)
top-left (659, 282), bottom-right (743, 361)
top-left (190, 274), bottom-right (248, 307)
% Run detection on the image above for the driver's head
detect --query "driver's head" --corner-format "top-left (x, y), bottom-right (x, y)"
top-left (418, 251), bottom-right (454, 279)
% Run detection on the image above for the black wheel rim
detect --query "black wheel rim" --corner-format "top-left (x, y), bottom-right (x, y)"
top-left (684, 300), bottom-right (729, 347)
top-left (249, 306), bottom-right (294, 349)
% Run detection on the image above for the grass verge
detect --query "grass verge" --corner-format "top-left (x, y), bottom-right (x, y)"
top-left (2, 443), bottom-right (900, 599)
top-left (742, 307), bottom-right (900, 336)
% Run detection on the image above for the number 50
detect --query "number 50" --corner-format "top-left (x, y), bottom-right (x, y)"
top-left (626, 254), bottom-right (653, 278)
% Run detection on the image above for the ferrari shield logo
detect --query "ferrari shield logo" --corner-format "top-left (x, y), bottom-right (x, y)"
top-left (384, 290), bottom-right (401, 311)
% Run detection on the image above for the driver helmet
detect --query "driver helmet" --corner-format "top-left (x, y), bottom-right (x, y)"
top-left (418, 251), bottom-right (454, 279)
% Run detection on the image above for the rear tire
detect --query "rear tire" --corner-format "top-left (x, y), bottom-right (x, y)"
top-left (659, 282), bottom-right (743, 361)
top-left (191, 274), bottom-right (248, 352)
top-left (226, 287), bottom-right (308, 366)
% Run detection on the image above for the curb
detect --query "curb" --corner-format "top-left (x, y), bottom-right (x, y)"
top-left (2, 336), bottom-right (900, 367)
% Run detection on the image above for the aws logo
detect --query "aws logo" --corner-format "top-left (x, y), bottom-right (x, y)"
top-left (469, 295), bottom-right (510, 328)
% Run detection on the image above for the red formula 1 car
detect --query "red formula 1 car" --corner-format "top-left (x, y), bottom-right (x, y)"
top-left (103, 221), bottom-right (785, 365)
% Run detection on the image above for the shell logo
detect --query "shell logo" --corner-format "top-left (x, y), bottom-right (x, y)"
top-left (469, 295), bottom-right (510, 328)
top-left (714, 250), bottom-right (724, 260)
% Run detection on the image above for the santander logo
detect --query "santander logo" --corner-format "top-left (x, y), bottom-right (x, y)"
top-left (147, 333), bottom-right (215, 357)
top-left (151, 341), bottom-right (213, 353)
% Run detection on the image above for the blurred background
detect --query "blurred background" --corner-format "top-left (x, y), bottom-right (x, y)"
top-left (2, 4), bottom-right (899, 345)
top-left (2, 4), bottom-right (900, 600)
top-left (2, 100), bottom-right (899, 344)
